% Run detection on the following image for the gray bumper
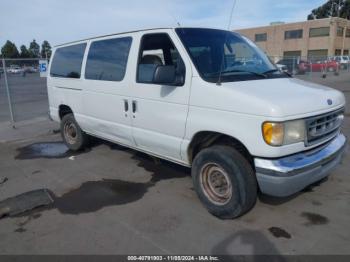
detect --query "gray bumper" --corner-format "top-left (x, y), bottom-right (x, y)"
top-left (255, 134), bottom-right (347, 197)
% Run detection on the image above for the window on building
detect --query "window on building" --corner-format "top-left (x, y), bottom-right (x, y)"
top-left (284, 29), bottom-right (303, 40)
top-left (255, 33), bottom-right (267, 42)
top-left (50, 43), bottom-right (86, 78)
top-left (344, 50), bottom-right (349, 55)
top-left (337, 27), bottom-right (344, 37)
top-left (283, 51), bottom-right (302, 58)
top-left (335, 49), bottom-right (342, 56)
top-left (308, 49), bottom-right (328, 61)
top-left (85, 37), bottom-right (132, 81)
top-left (346, 29), bottom-right (350, 38)
top-left (309, 27), bottom-right (330, 37)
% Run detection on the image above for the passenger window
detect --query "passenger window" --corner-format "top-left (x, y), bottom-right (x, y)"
top-left (137, 33), bottom-right (185, 84)
top-left (85, 37), bottom-right (132, 81)
top-left (50, 43), bottom-right (87, 78)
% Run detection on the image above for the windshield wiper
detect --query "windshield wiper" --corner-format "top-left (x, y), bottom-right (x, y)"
top-left (262, 69), bottom-right (280, 74)
top-left (208, 69), bottom-right (267, 78)
top-left (262, 69), bottom-right (292, 77)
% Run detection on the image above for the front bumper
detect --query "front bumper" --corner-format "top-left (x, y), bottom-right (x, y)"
top-left (254, 134), bottom-right (347, 197)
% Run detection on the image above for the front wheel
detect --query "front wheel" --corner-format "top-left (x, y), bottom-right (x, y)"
top-left (192, 145), bottom-right (257, 219)
top-left (61, 113), bottom-right (89, 151)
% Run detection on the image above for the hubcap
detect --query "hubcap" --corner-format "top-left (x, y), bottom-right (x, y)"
top-left (200, 163), bottom-right (232, 206)
top-left (64, 121), bottom-right (78, 145)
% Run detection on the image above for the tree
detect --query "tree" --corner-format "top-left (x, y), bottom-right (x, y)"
top-left (20, 45), bottom-right (30, 58)
top-left (308, 0), bottom-right (350, 20)
top-left (29, 39), bottom-right (40, 58)
top-left (1, 40), bottom-right (19, 58)
top-left (41, 40), bottom-right (52, 59)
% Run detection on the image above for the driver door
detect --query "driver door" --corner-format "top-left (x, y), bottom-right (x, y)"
top-left (130, 31), bottom-right (191, 162)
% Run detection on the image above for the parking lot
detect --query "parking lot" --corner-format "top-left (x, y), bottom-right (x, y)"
top-left (0, 73), bottom-right (48, 123)
top-left (0, 72), bottom-right (349, 255)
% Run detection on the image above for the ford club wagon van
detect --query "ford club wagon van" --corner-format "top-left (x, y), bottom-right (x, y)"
top-left (47, 28), bottom-right (347, 218)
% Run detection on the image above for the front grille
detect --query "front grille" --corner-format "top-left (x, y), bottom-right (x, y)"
top-left (306, 108), bottom-right (344, 146)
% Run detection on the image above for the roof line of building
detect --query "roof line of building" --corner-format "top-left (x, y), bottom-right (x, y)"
top-left (235, 17), bottom-right (349, 31)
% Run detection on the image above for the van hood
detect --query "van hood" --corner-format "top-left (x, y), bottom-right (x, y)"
top-left (216, 78), bottom-right (346, 118)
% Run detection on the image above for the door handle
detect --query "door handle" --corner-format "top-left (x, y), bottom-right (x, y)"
top-left (124, 100), bottom-right (129, 112)
top-left (132, 100), bottom-right (137, 113)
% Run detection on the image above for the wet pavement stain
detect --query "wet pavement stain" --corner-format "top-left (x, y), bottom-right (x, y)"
top-left (15, 142), bottom-right (89, 160)
top-left (14, 213), bottom-right (42, 233)
top-left (0, 177), bottom-right (8, 186)
top-left (52, 179), bottom-right (150, 214)
top-left (301, 212), bottom-right (329, 225)
top-left (268, 227), bottom-right (292, 239)
top-left (8, 151), bottom-right (190, 217)
top-left (14, 228), bottom-right (27, 233)
top-left (311, 200), bottom-right (322, 206)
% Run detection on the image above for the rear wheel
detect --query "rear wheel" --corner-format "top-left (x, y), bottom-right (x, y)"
top-left (61, 113), bottom-right (88, 151)
top-left (192, 145), bottom-right (257, 219)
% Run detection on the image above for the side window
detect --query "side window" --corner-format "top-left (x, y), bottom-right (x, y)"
top-left (137, 33), bottom-right (185, 84)
top-left (50, 43), bottom-right (86, 78)
top-left (85, 37), bottom-right (132, 81)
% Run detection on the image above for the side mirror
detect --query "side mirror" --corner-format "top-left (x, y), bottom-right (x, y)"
top-left (153, 65), bottom-right (176, 85)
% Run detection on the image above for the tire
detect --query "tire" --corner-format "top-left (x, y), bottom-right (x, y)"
top-left (60, 113), bottom-right (89, 151)
top-left (192, 145), bottom-right (257, 219)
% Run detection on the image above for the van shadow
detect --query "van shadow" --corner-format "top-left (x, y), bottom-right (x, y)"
top-left (258, 177), bottom-right (328, 205)
top-left (211, 229), bottom-right (285, 260)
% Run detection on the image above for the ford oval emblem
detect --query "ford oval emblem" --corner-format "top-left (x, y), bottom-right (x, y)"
top-left (327, 99), bottom-right (333, 105)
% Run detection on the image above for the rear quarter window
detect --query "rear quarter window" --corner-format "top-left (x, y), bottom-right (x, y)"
top-left (85, 37), bottom-right (132, 81)
top-left (50, 43), bottom-right (87, 78)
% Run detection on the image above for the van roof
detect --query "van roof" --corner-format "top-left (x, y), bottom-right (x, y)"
top-left (54, 27), bottom-right (233, 48)
top-left (54, 27), bottom-right (175, 47)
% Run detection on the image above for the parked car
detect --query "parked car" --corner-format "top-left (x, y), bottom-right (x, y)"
top-left (24, 66), bottom-right (38, 73)
top-left (308, 58), bottom-right (339, 72)
top-left (7, 66), bottom-right (24, 74)
top-left (47, 28), bottom-right (346, 218)
top-left (276, 57), bottom-right (309, 75)
top-left (275, 63), bottom-right (288, 73)
top-left (332, 56), bottom-right (349, 69)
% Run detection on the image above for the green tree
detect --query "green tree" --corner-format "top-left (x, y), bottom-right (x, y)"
top-left (20, 45), bottom-right (30, 58)
top-left (29, 39), bottom-right (40, 58)
top-left (1, 40), bottom-right (19, 58)
top-left (308, 0), bottom-right (350, 20)
top-left (41, 40), bottom-right (52, 59)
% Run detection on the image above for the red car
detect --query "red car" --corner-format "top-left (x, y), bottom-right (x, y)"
top-left (308, 59), bottom-right (339, 72)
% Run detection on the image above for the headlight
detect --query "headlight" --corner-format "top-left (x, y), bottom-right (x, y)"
top-left (262, 120), bottom-right (305, 146)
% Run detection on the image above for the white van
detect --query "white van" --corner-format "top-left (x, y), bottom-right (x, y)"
top-left (47, 28), bottom-right (346, 218)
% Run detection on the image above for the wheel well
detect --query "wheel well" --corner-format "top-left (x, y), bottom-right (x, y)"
top-left (58, 105), bottom-right (73, 120)
top-left (188, 131), bottom-right (253, 167)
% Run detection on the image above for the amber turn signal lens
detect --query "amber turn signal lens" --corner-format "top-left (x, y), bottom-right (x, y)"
top-left (262, 122), bottom-right (284, 146)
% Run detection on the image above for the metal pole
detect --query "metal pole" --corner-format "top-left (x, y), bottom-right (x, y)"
top-left (2, 59), bottom-right (15, 128)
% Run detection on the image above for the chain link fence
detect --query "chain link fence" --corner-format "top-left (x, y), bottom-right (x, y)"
top-left (269, 55), bottom-right (350, 78)
top-left (0, 56), bottom-right (349, 127)
top-left (0, 58), bottom-right (49, 126)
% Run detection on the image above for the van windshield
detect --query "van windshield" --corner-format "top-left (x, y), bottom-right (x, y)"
top-left (176, 28), bottom-right (286, 83)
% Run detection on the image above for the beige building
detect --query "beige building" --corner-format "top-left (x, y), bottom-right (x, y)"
top-left (235, 17), bottom-right (350, 60)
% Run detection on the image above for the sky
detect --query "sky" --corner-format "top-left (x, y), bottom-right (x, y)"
top-left (0, 0), bottom-right (327, 48)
